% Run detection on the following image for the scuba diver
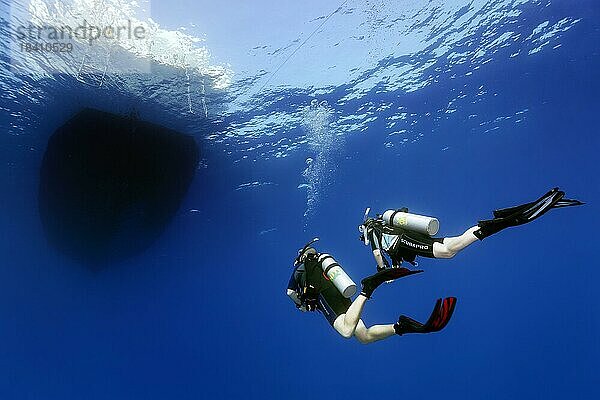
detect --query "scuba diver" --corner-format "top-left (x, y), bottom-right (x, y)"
top-left (359, 187), bottom-right (583, 270)
top-left (287, 238), bottom-right (456, 344)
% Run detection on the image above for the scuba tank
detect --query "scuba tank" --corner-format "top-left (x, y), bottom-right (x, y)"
top-left (318, 253), bottom-right (356, 298)
top-left (382, 209), bottom-right (440, 236)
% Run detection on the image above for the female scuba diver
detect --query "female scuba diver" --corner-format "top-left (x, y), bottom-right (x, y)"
top-left (359, 187), bottom-right (583, 271)
top-left (287, 238), bottom-right (457, 344)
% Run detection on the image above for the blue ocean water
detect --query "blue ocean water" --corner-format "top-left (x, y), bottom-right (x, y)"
top-left (1, 0), bottom-right (599, 399)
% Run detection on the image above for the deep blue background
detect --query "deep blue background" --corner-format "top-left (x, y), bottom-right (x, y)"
top-left (1, 1), bottom-right (599, 399)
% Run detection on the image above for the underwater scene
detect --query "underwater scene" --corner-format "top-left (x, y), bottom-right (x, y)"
top-left (1, 0), bottom-right (599, 398)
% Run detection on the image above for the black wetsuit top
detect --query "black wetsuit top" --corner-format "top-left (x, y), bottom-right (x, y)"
top-left (366, 221), bottom-right (443, 265)
top-left (288, 257), bottom-right (351, 325)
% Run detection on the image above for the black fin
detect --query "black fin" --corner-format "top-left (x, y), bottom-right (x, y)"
top-left (492, 188), bottom-right (583, 219)
top-left (492, 187), bottom-right (560, 219)
top-left (475, 188), bottom-right (581, 240)
top-left (360, 268), bottom-right (423, 299)
top-left (511, 188), bottom-right (564, 221)
top-left (552, 198), bottom-right (585, 208)
top-left (493, 201), bottom-right (535, 219)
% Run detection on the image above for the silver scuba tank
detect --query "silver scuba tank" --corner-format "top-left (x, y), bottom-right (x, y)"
top-left (382, 209), bottom-right (440, 236)
top-left (318, 253), bottom-right (357, 298)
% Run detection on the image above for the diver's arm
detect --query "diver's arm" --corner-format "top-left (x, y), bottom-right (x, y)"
top-left (287, 267), bottom-right (309, 311)
top-left (287, 289), bottom-right (307, 311)
top-left (368, 230), bottom-right (387, 270)
top-left (372, 249), bottom-right (387, 270)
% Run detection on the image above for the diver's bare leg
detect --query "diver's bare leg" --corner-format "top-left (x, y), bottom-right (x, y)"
top-left (432, 225), bottom-right (479, 258)
top-left (353, 320), bottom-right (396, 344)
top-left (333, 294), bottom-right (368, 338)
